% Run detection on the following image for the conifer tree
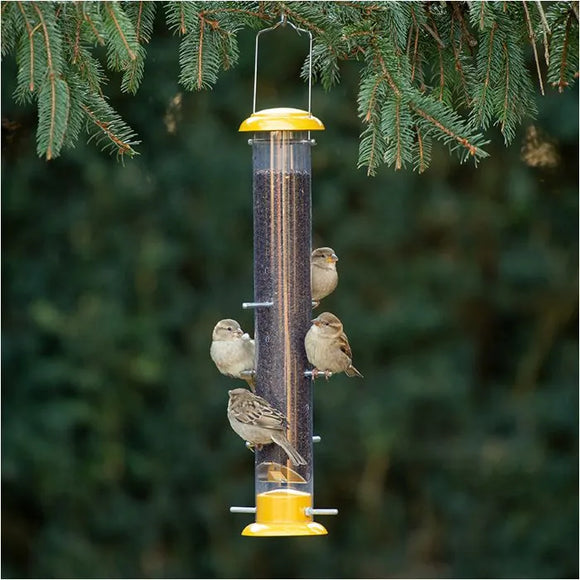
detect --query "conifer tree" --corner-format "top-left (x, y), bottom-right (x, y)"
top-left (1, 1), bottom-right (578, 172)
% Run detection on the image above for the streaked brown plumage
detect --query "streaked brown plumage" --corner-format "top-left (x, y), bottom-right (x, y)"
top-left (227, 388), bottom-right (306, 466)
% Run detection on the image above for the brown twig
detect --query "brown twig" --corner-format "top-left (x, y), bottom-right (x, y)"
top-left (416, 126), bottom-right (427, 173)
top-left (452, 3), bottom-right (476, 55)
top-left (17, 1), bottom-right (36, 91)
top-left (135, 1), bottom-right (144, 43)
top-left (197, 13), bottom-right (205, 89)
top-left (83, 7), bottom-right (105, 45)
top-left (81, 104), bottom-right (135, 155)
top-left (33, 3), bottom-right (59, 159)
top-left (570, 1), bottom-right (579, 22)
top-left (535, 0), bottom-right (551, 66)
top-left (179, 3), bottom-right (186, 34)
top-left (450, 12), bottom-right (471, 106)
top-left (394, 96), bottom-right (402, 169)
top-left (423, 16), bottom-right (445, 48)
top-left (375, 49), bottom-right (401, 97)
top-left (424, 6), bottom-right (445, 99)
top-left (72, 4), bottom-right (82, 64)
top-left (522, 0), bottom-right (545, 95)
top-left (106, 3), bottom-right (136, 60)
top-left (500, 41), bottom-right (510, 134)
top-left (366, 125), bottom-right (378, 176)
top-left (556, 12), bottom-right (573, 92)
top-left (411, 104), bottom-right (479, 157)
top-left (364, 74), bottom-right (383, 122)
top-left (476, 22), bottom-right (497, 125)
top-left (409, 9), bottom-right (420, 83)
top-left (277, 3), bottom-right (324, 35)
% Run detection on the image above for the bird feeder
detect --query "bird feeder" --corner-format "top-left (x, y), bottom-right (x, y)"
top-left (229, 16), bottom-right (337, 536)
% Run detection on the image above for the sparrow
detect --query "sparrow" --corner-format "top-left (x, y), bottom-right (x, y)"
top-left (304, 311), bottom-right (363, 378)
top-left (311, 247), bottom-right (339, 306)
top-left (227, 388), bottom-right (306, 466)
top-left (210, 319), bottom-right (256, 391)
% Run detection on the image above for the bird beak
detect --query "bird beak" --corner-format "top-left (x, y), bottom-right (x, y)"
top-left (236, 329), bottom-right (244, 337)
top-left (327, 254), bottom-right (338, 263)
top-left (311, 318), bottom-right (320, 326)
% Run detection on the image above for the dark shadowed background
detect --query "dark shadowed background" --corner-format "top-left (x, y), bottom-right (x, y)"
top-left (2, 19), bottom-right (578, 580)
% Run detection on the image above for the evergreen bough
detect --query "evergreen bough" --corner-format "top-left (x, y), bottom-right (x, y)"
top-left (1, 1), bottom-right (578, 172)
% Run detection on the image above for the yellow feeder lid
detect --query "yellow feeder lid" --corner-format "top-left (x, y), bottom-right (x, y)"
top-left (239, 107), bottom-right (325, 132)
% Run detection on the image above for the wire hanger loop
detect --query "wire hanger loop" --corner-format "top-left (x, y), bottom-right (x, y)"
top-left (252, 13), bottom-right (313, 115)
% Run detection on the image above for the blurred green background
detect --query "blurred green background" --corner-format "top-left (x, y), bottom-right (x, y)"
top-left (2, 18), bottom-right (578, 580)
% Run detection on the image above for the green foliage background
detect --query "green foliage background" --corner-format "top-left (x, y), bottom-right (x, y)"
top-left (2, 13), bottom-right (578, 580)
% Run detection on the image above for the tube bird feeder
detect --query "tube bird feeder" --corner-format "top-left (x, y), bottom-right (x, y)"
top-left (230, 16), bottom-right (337, 537)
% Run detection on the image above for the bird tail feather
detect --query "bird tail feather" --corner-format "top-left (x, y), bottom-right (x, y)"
top-left (345, 365), bottom-right (363, 378)
top-left (272, 434), bottom-right (307, 466)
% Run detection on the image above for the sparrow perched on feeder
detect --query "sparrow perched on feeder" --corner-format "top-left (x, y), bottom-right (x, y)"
top-left (304, 312), bottom-right (363, 378)
top-left (227, 388), bottom-right (307, 466)
top-left (311, 247), bottom-right (339, 307)
top-left (210, 319), bottom-right (256, 391)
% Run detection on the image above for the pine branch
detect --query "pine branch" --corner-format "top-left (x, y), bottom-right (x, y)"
top-left (165, 1), bottom-right (199, 35)
top-left (32, 2), bottom-right (68, 160)
top-left (452, 3), bottom-right (477, 55)
top-left (81, 3), bottom-right (105, 46)
top-left (61, 9), bottom-right (106, 96)
top-left (557, 12), bottom-right (573, 92)
top-left (411, 99), bottom-right (486, 161)
top-left (535, 0), bottom-right (551, 66)
top-left (449, 10), bottom-right (471, 106)
top-left (277, 3), bottom-right (325, 35)
top-left (128, 1), bottom-right (156, 44)
top-left (546, 3), bottom-right (579, 93)
top-left (358, 122), bottom-right (386, 177)
top-left (16, 1), bottom-right (37, 94)
top-left (82, 93), bottom-right (140, 159)
top-left (1, 1), bottom-right (577, 168)
top-left (522, 0), bottom-right (545, 95)
top-left (104, 3), bottom-right (136, 61)
top-left (37, 77), bottom-right (70, 159)
top-left (1, 1), bottom-right (20, 57)
top-left (413, 125), bottom-right (431, 173)
top-left (473, 21), bottom-right (498, 129)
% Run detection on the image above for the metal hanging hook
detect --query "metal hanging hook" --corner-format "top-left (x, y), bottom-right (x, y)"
top-left (252, 14), bottom-right (313, 115)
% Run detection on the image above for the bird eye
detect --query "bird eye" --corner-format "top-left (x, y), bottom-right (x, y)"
top-left (227, 326), bottom-right (232, 331)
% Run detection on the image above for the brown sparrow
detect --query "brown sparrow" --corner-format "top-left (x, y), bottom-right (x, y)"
top-left (304, 311), bottom-right (363, 378)
top-left (311, 247), bottom-right (338, 306)
top-left (210, 319), bottom-right (256, 390)
top-left (227, 388), bottom-right (306, 466)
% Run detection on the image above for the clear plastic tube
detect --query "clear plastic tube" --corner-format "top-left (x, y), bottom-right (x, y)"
top-left (251, 130), bottom-right (315, 517)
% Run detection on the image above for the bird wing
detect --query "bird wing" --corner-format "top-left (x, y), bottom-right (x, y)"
top-left (255, 405), bottom-right (288, 430)
top-left (235, 395), bottom-right (286, 430)
top-left (337, 331), bottom-right (353, 360)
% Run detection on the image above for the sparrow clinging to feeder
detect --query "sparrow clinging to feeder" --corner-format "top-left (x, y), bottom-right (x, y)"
top-left (227, 388), bottom-right (307, 466)
top-left (311, 247), bottom-right (338, 307)
top-left (305, 311), bottom-right (363, 379)
top-left (210, 319), bottom-right (256, 391)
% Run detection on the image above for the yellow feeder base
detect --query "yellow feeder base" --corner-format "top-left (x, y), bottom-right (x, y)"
top-left (242, 489), bottom-right (328, 537)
